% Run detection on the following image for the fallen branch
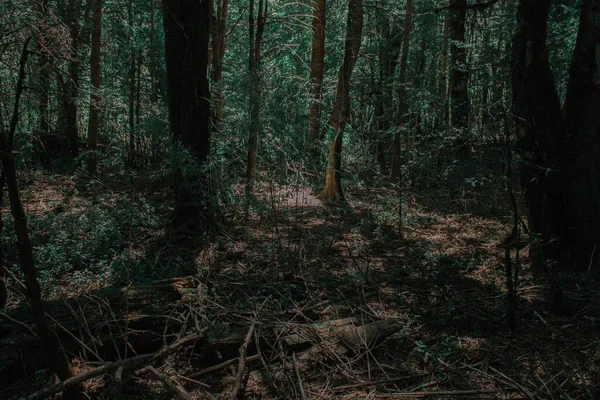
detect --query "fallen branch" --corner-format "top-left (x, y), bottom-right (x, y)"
top-left (23, 331), bottom-right (206, 400)
top-left (292, 352), bottom-right (307, 400)
top-left (188, 354), bottom-right (260, 378)
top-left (147, 366), bottom-right (192, 400)
top-left (375, 389), bottom-right (504, 398)
top-left (332, 373), bottom-right (428, 391)
top-left (227, 321), bottom-right (255, 400)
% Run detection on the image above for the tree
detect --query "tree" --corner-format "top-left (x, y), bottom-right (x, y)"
top-left (449, 0), bottom-right (469, 155)
top-left (86, 0), bottom-right (103, 175)
top-left (246, 0), bottom-right (267, 194)
top-left (162, 0), bottom-right (214, 231)
top-left (390, 0), bottom-right (414, 183)
top-left (0, 37), bottom-right (78, 399)
top-left (64, 0), bottom-right (82, 158)
top-left (211, 0), bottom-right (229, 136)
top-left (563, 0), bottom-right (600, 271)
top-left (306, 0), bottom-right (326, 152)
top-left (37, 0), bottom-right (51, 149)
top-left (316, 0), bottom-right (364, 201)
top-left (511, 0), bottom-right (567, 306)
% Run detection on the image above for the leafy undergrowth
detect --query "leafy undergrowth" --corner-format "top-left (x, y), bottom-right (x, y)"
top-left (1, 172), bottom-right (599, 399)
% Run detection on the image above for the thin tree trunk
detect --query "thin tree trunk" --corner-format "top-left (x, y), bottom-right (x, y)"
top-left (0, 39), bottom-right (77, 398)
top-left (306, 0), bottom-right (326, 151)
top-left (128, 0), bottom-right (136, 163)
top-left (66, 0), bottom-right (81, 158)
top-left (87, 0), bottom-right (103, 175)
top-left (245, 0), bottom-right (267, 194)
top-left (563, 0), bottom-right (600, 272)
top-left (374, 11), bottom-right (402, 177)
top-left (212, 0), bottom-right (228, 135)
top-left (390, 0), bottom-right (414, 183)
top-left (438, 14), bottom-right (449, 131)
top-left (150, 0), bottom-right (158, 105)
top-left (316, 0), bottom-right (363, 201)
top-left (37, 0), bottom-right (51, 148)
top-left (449, 0), bottom-right (469, 157)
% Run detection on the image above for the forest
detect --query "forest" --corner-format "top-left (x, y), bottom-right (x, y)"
top-left (0, 0), bottom-right (599, 398)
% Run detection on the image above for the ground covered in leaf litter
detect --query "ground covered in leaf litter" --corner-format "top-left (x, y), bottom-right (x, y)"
top-left (1, 173), bottom-right (599, 399)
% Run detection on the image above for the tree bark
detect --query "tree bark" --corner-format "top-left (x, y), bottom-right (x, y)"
top-left (316, 0), bottom-right (363, 201)
top-left (0, 39), bottom-right (77, 398)
top-left (37, 0), bottom-right (51, 148)
top-left (162, 0), bottom-right (214, 231)
top-left (449, 0), bottom-right (470, 156)
top-left (390, 0), bottom-right (414, 184)
top-left (563, 0), bottom-right (600, 272)
top-left (66, 0), bottom-right (82, 158)
top-left (306, 0), bottom-right (326, 151)
top-left (246, 0), bottom-right (267, 194)
top-left (511, 0), bottom-right (568, 307)
top-left (86, 0), bottom-right (103, 175)
top-left (211, 0), bottom-right (228, 136)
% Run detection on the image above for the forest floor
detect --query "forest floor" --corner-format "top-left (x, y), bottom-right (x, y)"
top-left (1, 162), bottom-right (600, 399)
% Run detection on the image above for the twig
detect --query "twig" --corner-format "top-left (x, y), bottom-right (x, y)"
top-left (188, 354), bottom-right (260, 378)
top-left (293, 352), bottom-right (307, 400)
top-left (375, 389), bottom-right (504, 398)
top-left (147, 366), bottom-right (192, 400)
top-left (227, 321), bottom-right (256, 400)
top-left (332, 373), bottom-right (428, 391)
top-left (0, 311), bottom-right (38, 338)
top-left (23, 332), bottom-right (206, 400)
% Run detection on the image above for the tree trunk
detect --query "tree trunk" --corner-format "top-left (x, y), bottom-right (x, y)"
top-left (390, 0), bottom-right (414, 184)
top-left (438, 14), bottom-right (449, 131)
top-left (150, 0), bottom-right (159, 105)
top-left (246, 0), bottom-right (267, 194)
top-left (128, 0), bottom-right (137, 164)
top-left (511, 0), bottom-right (567, 307)
top-left (37, 0), bottom-right (51, 148)
top-left (563, 0), bottom-right (600, 272)
top-left (449, 0), bottom-right (470, 157)
top-left (0, 40), bottom-right (77, 398)
top-left (86, 0), bottom-right (103, 175)
top-left (374, 10), bottom-right (402, 177)
top-left (211, 0), bottom-right (228, 136)
top-left (162, 0), bottom-right (214, 231)
top-left (66, 0), bottom-right (81, 158)
top-left (316, 0), bottom-right (363, 201)
top-left (307, 0), bottom-right (326, 151)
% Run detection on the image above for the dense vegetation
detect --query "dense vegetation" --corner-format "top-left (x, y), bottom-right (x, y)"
top-left (0, 0), bottom-right (598, 398)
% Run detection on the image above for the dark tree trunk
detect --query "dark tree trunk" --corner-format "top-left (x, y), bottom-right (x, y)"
top-left (390, 0), bottom-right (414, 184)
top-left (374, 11), bottom-right (402, 177)
top-left (563, 0), bottom-right (600, 272)
top-left (37, 0), bottom-right (51, 147)
top-left (449, 0), bottom-right (470, 156)
top-left (511, 0), bottom-right (567, 307)
top-left (66, 0), bottom-right (82, 158)
top-left (0, 40), bottom-right (77, 398)
top-left (438, 14), bottom-right (449, 131)
top-left (307, 0), bottom-right (326, 151)
top-left (211, 0), bottom-right (228, 136)
top-left (162, 0), bottom-right (214, 231)
top-left (246, 0), bottom-right (267, 194)
top-left (86, 0), bottom-right (103, 175)
top-left (316, 0), bottom-right (363, 201)
top-left (150, 0), bottom-right (159, 105)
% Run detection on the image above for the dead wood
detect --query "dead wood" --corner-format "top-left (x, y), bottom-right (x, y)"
top-left (23, 332), bottom-right (206, 400)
